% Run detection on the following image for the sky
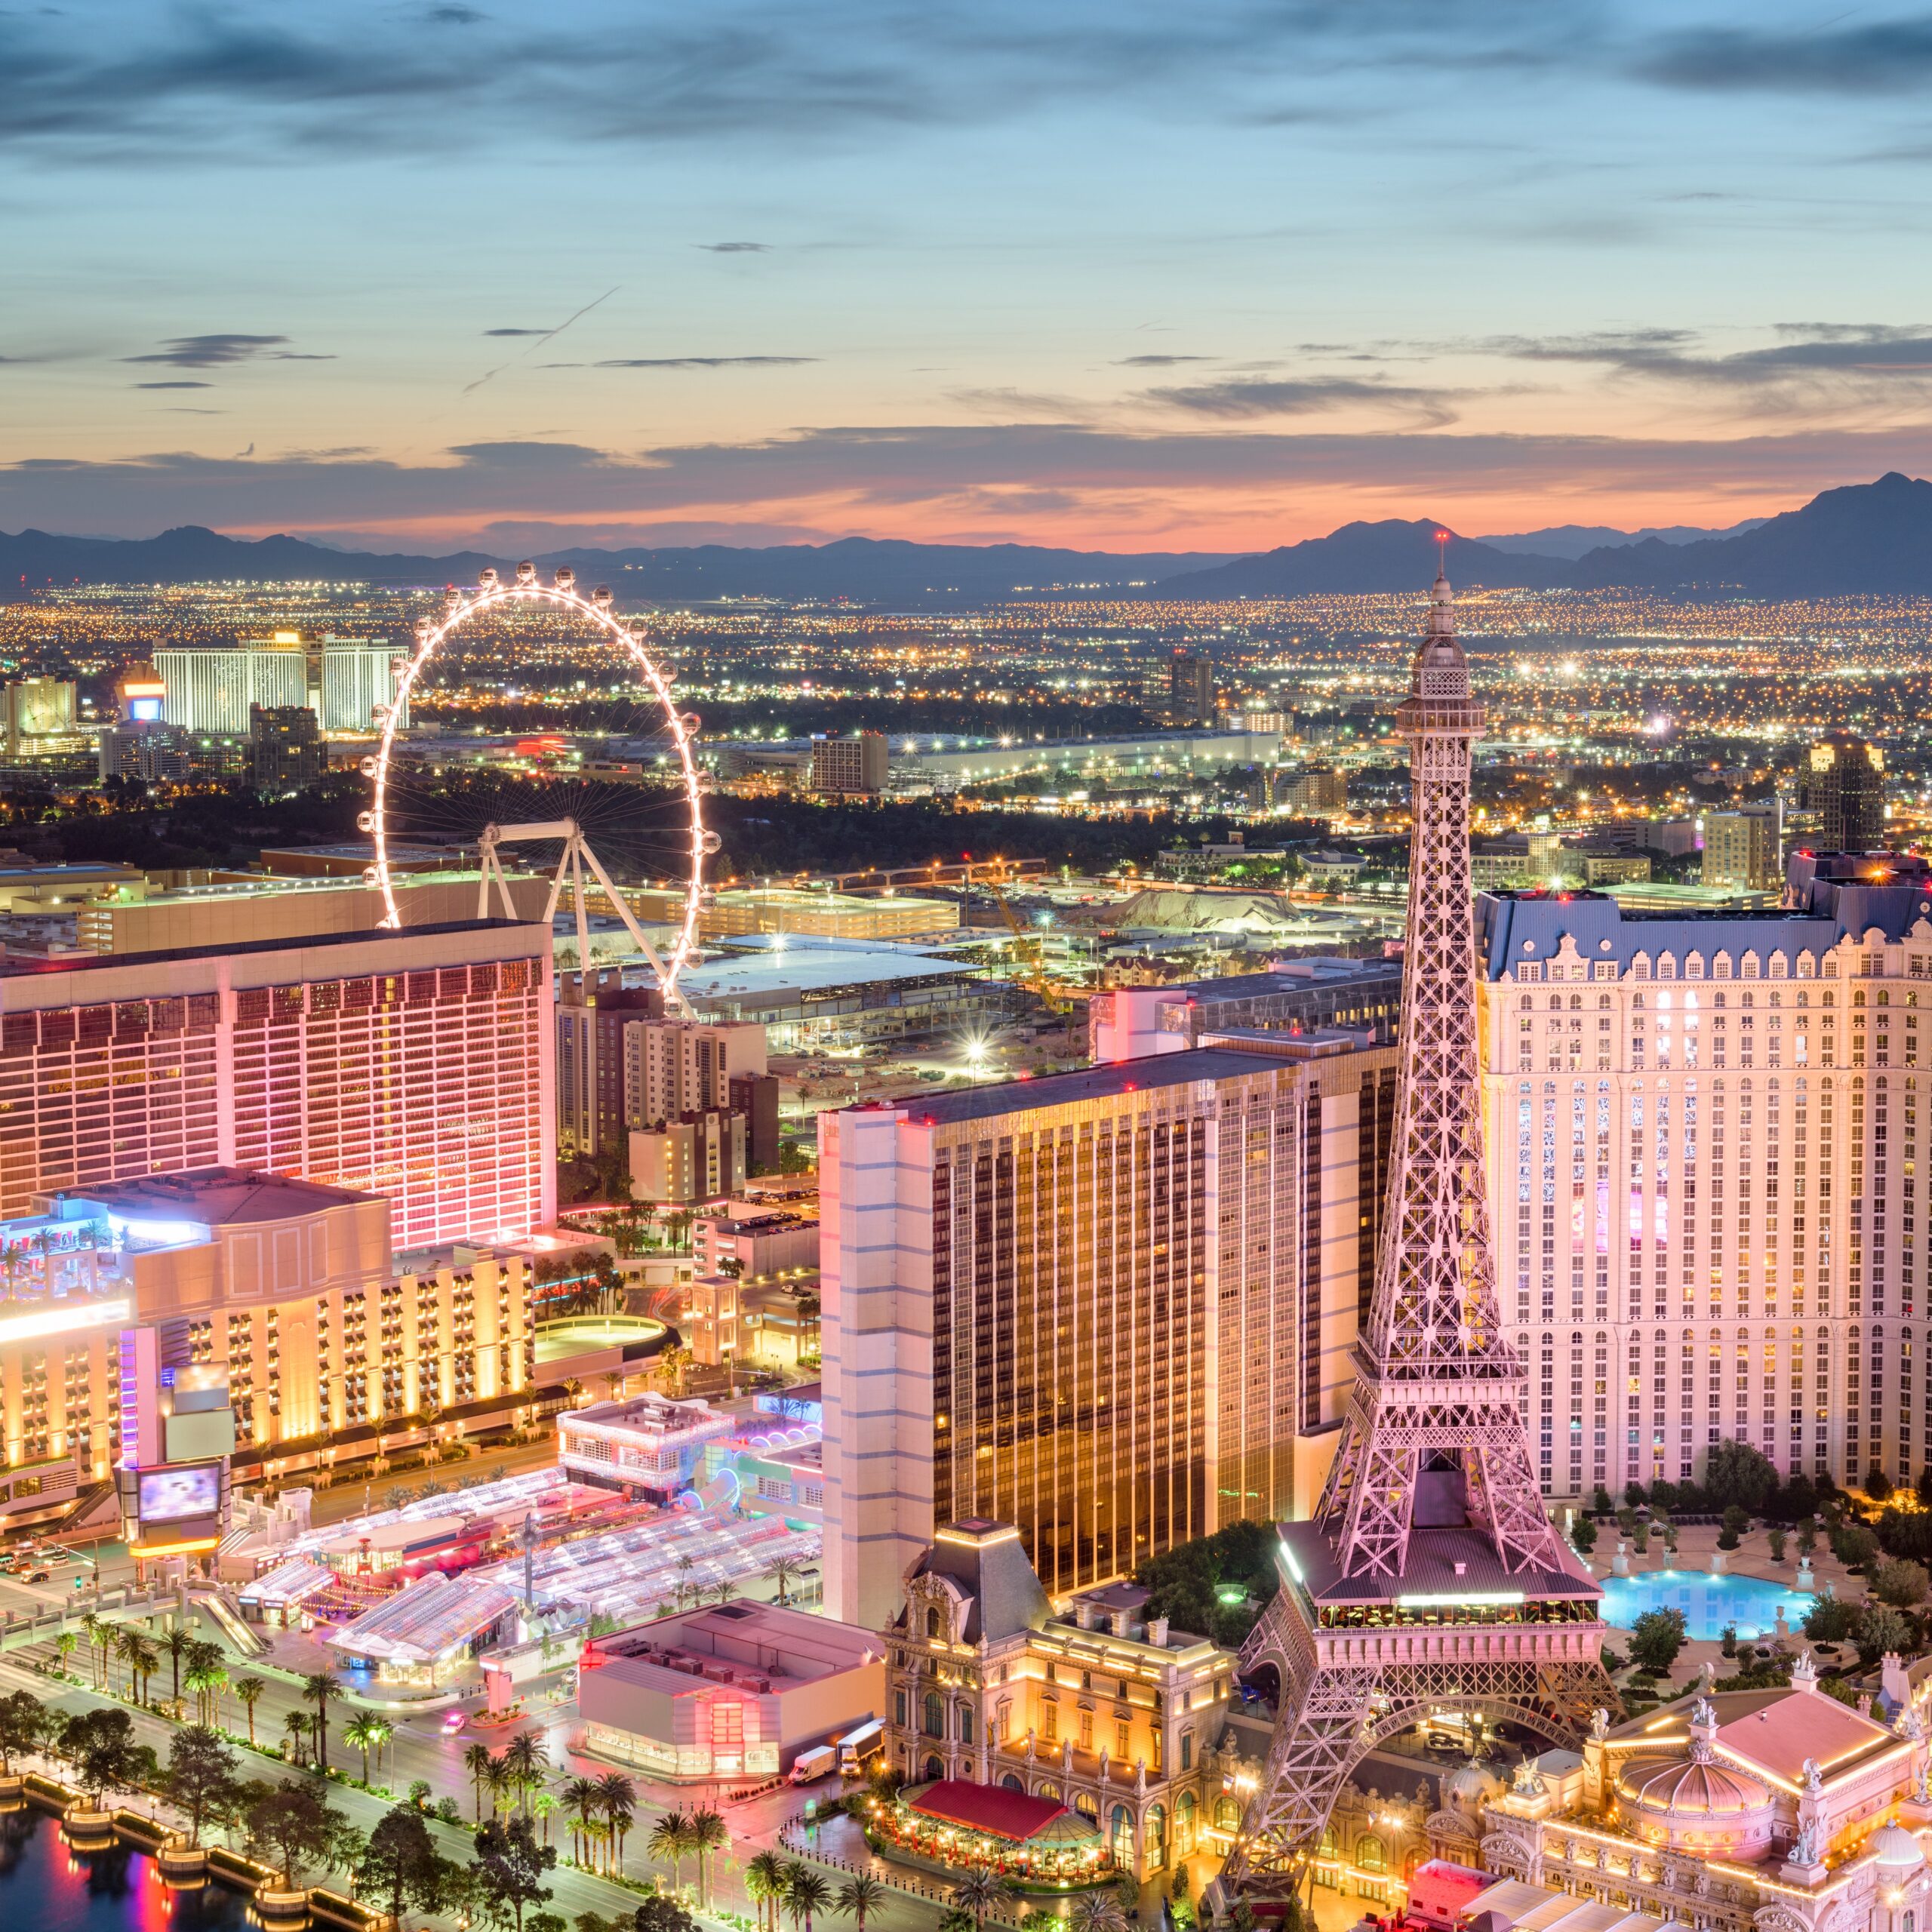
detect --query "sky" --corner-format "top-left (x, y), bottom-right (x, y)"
top-left (11, 0), bottom-right (1932, 553)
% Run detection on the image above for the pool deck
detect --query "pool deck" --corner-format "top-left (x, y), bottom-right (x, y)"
top-left (1579, 1521), bottom-right (1869, 1693)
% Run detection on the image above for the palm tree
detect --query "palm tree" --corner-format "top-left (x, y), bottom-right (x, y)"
top-left (302, 1669), bottom-right (345, 1773)
top-left (748, 1850), bottom-right (790, 1932)
top-left (1067, 1893), bottom-right (1128, 1932)
top-left (952, 1867), bottom-right (1018, 1932)
top-left (689, 1807), bottom-right (728, 1906)
top-left (533, 1789), bottom-right (558, 1846)
top-left (235, 1676), bottom-right (266, 1747)
top-left (501, 1728), bottom-right (546, 1815)
top-left (598, 1770), bottom-right (637, 1875)
top-left (485, 1753), bottom-right (515, 1817)
top-left (185, 1656), bottom-right (226, 1727)
top-left (344, 1712), bottom-right (380, 1783)
top-left (711, 1580), bottom-right (740, 1607)
top-left (162, 1623), bottom-right (195, 1706)
top-left (53, 1630), bottom-right (78, 1677)
top-left (786, 1865), bottom-right (833, 1932)
top-left (465, 1742), bottom-right (496, 1821)
top-left (648, 1807), bottom-right (694, 1890)
top-left (835, 1877), bottom-right (888, 1932)
top-left (283, 1709), bottom-right (311, 1765)
top-left (127, 1631), bottom-right (160, 1705)
top-left (674, 1555), bottom-right (697, 1610)
top-left (765, 1556), bottom-right (803, 1606)
top-left (561, 1774), bottom-right (601, 1865)
top-left (79, 1611), bottom-right (109, 1688)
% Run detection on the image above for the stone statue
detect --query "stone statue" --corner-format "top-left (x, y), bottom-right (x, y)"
top-left (1513, 1759), bottom-right (1537, 1795)
top-left (1592, 1707), bottom-right (1611, 1740)
top-left (1691, 1697), bottom-right (1718, 1730)
top-left (1696, 1660), bottom-right (1718, 1694)
top-left (1792, 1820), bottom-right (1823, 1866)
top-left (1915, 1763), bottom-right (1931, 1807)
top-left (1897, 1705), bottom-right (1926, 1743)
top-left (1803, 1758), bottom-right (1824, 1796)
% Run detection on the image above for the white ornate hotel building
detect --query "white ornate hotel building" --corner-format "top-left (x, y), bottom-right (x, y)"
top-left (1478, 853), bottom-right (1931, 1501)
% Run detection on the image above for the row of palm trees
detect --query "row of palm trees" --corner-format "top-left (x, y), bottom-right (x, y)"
top-left (746, 1854), bottom-right (888, 1932)
top-left (59, 1616), bottom-right (272, 1741)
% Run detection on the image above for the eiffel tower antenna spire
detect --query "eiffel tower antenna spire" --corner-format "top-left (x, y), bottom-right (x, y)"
top-left (1217, 569), bottom-right (1617, 1907)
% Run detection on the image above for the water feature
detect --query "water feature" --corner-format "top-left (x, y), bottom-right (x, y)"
top-left (0, 1807), bottom-right (251, 1932)
top-left (1598, 1568), bottom-right (1814, 1641)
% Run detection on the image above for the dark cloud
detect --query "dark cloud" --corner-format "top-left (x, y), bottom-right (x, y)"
top-left (483, 328), bottom-right (551, 337)
top-left (1115, 354), bottom-right (1214, 367)
top-left (580, 355), bottom-right (816, 368)
top-left (1144, 375), bottom-right (1464, 426)
top-left (134, 380), bottom-right (213, 389)
top-left (698, 242), bottom-right (771, 253)
top-left (1482, 324), bottom-right (1932, 389)
top-left (7, 422), bottom-right (1924, 537)
top-left (1637, 19), bottom-right (1932, 95)
top-left (123, 333), bottom-right (333, 368)
top-left (423, 4), bottom-right (485, 20)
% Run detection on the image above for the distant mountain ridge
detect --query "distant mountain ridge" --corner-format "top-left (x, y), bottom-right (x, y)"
top-left (6, 473), bottom-right (1932, 598)
top-left (1470, 518), bottom-right (1767, 559)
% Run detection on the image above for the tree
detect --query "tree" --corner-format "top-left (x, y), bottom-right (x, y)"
top-left (472, 1814), bottom-right (558, 1932)
top-left (363, 1804), bottom-right (456, 1932)
top-left (167, 1727), bottom-right (239, 1847)
top-left (1067, 1894), bottom-right (1127, 1932)
top-left (345, 1713), bottom-right (383, 1784)
top-left (118, 1627), bottom-right (159, 1704)
top-left (1834, 1523), bottom-right (1881, 1570)
top-left (1857, 1602), bottom-right (1917, 1665)
top-left (748, 1849), bottom-right (790, 1932)
top-left (67, 1706), bottom-right (136, 1809)
top-left (1804, 1596), bottom-right (1858, 1644)
top-left (1591, 1484), bottom-right (1614, 1515)
top-left (766, 1556), bottom-right (804, 1605)
top-left (502, 1730), bottom-right (548, 1817)
top-left (186, 1654), bottom-right (229, 1728)
top-left (80, 1611), bottom-right (112, 1690)
top-left (0, 1690), bottom-right (44, 1774)
top-left (596, 1772), bottom-right (636, 1876)
top-left (1868, 1465), bottom-right (1896, 1503)
top-left (633, 1905), bottom-right (700, 1932)
top-left (688, 1807), bottom-right (728, 1906)
top-left (1717, 1505), bottom-right (1750, 1551)
top-left (284, 1710), bottom-right (312, 1766)
top-left (1797, 1518), bottom-right (1819, 1560)
top-left (53, 1630), bottom-right (78, 1676)
top-left (466, 1743), bottom-right (497, 1822)
top-left (1871, 1558), bottom-right (1932, 1608)
top-left (162, 1623), bottom-right (195, 1706)
top-left (1767, 1527), bottom-right (1787, 1563)
top-left (1629, 1607), bottom-right (1688, 1676)
top-left (1704, 1439), bottom-right (1779, 1512)
top-left (834, 1876), bottom-right (888, 1932)
top-left (560, 1776), bottom-right (602, 1866)
top-left (786, 1866), bottom-right (834, 1932)
top-left (235, 1676), bottom-right (267, 1747)
top-left (648, 1810), bottom-right (694, 1891)
top-left (303, 1671), bottom-right (346, 1774)
top-left (950, 1866), bottom-right (1018, 1932)
top-left (1571, 1518), bottom-right (1598, 1555)
top-left (248, 1780), bottom-right (344, 1890)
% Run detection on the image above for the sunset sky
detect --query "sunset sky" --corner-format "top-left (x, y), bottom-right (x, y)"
top-left (11, 0), bottom-right (1932, 552)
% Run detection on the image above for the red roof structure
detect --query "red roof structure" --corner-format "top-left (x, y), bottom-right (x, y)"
top-left (908, 1780), bottom-right (1078, 1843)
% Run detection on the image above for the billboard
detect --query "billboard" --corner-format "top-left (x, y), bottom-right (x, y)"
top-left (137, 1464), bottom-right (220, 1525)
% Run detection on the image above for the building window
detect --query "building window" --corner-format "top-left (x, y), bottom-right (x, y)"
top-left (926, 1607), bottom-right (942, 1640)
top-left (959, 1707), bottom-right (975, 1746)
top-left (922, 1691), bottom-right (944, 1738)
top-left (1180, 1730), bottom-right (1192, 1771)
top-left (1043, 1703), bottom-right (1059, 1743)
top-left (1358, 1836), bottom-right (1388, 1875)
top-left (1111, 1806), bottom-right (1134, 1867)
top-left (1146, 1804), bottom-right (1168, 1870)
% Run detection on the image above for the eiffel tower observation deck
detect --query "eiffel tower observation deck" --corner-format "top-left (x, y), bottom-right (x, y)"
top-left (1219, 567), bottom-right (1617, 1906)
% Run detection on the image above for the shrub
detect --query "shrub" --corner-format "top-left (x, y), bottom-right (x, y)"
top-left (1832, 1523), bottom-right (1881, 1571)
top-left (1767, 1527), bottom-right (1787, 1561)
top-left (1629, 1607), bottom-right (1688, 1675)
top-left (1869, 1558), bottom-right (1931, 1609)
top-left (1867, 1466), bottom-right (1895, 1503)
top-left (1571, 1518), bottom-right (1598, 1555)
top-left (1855, 1603), bottom-right (1916, 1663)
top-left (1592, 1485), bottom-right (1615, 1516)
top-left (1803, 1597), bottom-right (1857, 1644)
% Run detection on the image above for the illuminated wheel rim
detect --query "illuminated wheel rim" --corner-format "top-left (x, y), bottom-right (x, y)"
top-left (360, 566), bottom-right (712, 998)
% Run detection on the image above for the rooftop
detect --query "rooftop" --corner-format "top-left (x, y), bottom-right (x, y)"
top-left (57, 1165), bottom-right (377, 1232)
top-left (1280, 1519), bottom-right (1601, 1606)
top-left (871, 1046), bottom-right (1286, 1128)
top-left (0, 916), bottom-right (543, 980)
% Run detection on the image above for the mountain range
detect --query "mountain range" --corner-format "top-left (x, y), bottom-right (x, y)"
top-left (6, 472), bottom-right (1932, 601)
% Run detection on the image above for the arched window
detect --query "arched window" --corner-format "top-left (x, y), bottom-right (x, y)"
top-left (926, 1755), bottom-right (945, 1781)
top-left (1317, 1828), bottom-right (1339, 1860)
top-left (1075, 1792), bottom-right (1100, 1823)
top-left (925, 1606), bottom-right (942, 1639)
top-left (1146, 1804), bottom-right (1168, 1869)
top-left (922, 1690), bottom-right (944, 1738)
top-left (1175, 1792), bottom-right (1198, 1860)
top-left (1358, 1834), bottom-right (1388, 1875)
top-left (1036, 1780), bottom-right (1060, 1801)
top-left (1216, 1797), bottom-right (1242, 1833)
top-left (1004, 1772), bottom-right (1026, 1792)
top-left (1111, 1804), bottom-right (1134, 1866)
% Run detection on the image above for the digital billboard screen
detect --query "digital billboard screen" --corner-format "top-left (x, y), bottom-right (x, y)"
top-left (137, 1464), bottom-right (220, 1525)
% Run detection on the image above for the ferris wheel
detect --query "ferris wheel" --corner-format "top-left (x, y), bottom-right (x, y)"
top-left (357, 561), bottom-right (716, 1005)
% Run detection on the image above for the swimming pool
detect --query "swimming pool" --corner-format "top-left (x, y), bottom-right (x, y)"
top-left (1598, 1568), bottom-right (1815, 1641)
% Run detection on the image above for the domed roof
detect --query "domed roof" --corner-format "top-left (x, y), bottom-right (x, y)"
top-left (1617, 1755), bottom-right (1774, 1819)
top-left (1445, 1759), bottom-right (1504, 1807)
top-left (1870, 1823), bottom-right (1925, 1869)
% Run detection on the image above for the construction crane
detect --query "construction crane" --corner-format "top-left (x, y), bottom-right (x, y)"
top-left (980, 859), bottom-right (1084, 1014)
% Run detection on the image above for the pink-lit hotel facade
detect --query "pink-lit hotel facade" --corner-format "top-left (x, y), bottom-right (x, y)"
top-left (0, 919), bottom-right (555, 1251)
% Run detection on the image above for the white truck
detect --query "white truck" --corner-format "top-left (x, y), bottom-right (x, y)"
top-left (789, 1744), bottom-right (838, 1785)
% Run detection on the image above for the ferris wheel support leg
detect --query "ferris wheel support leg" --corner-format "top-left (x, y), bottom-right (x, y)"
top-left (575, 839), bottom-right (698, 1019)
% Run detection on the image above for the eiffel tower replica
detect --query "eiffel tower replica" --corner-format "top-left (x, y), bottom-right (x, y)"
top-left (1219, 565), bottom-right (1617, 1906)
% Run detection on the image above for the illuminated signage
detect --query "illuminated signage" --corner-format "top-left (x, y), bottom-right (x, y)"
top-left (137, 1463), bottom-right (220, 1524)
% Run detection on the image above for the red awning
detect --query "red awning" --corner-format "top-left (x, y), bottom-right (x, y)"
top-left (909, 1780), bottom-right (1079, 1844)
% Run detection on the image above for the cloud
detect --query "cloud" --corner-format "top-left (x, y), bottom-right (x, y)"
top-left (134, 380), bottom-right (213, 389)
top-left (123, 333), bottom-right (332, 368)
top-left (580, 355), bottom-right (817, 368)
top-left (1636, 18), bottom-right (1932, 94)
top-left (422, 3), bottom-right (485, 20)
top-left (697, 241), bottom-right (771, 253)
top-left (7, 423), bottom-right (1929, 544)
top-left (1115, 354), bottom-right (1215, 367)
top-left (1143, 374), bottom-right (1466, 426)
top-left (1481, 324), bottom-right (1932, 392)
top-left (482, 328), bottom-right (550, 337)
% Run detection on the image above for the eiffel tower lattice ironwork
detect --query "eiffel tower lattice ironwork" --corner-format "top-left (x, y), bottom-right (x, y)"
top-left (1218, 566), bottom-right (1618, 1906)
